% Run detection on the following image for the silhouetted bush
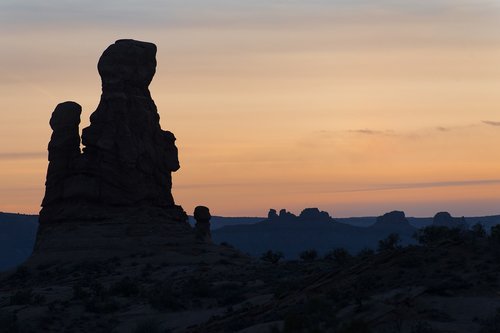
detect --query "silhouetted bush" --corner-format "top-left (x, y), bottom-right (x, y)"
top-left (471, 223), bottom-right (486, 238)
top-left (260, 250), bottom-right (284, 264)
top-left (324, 248), bottom-right (352, 266)
top-left (220, 242), bottom-right (234, 248)
top-left (490, 225), bottom-right (500, 242)
top-left (414, 226), bottom-right (463, 245)
top-left (300, 249), bottom-right (318, 262)
top-left (378, 233), bottom-right (401, 252)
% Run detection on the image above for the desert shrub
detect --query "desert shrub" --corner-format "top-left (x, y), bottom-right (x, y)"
top-left (220, 242), bottom-right (234, 248)
top-left (110, 276), bottom-right (140, 297)
top-left (378, 233), bottom-right (401, 252)
top-left (300, 249), bottom-right (318, 262)
top-left (414, 226), bottom-right (463, 246)
top-left (261, 250), bottom-right (284, 264)
top-left (325, 248), bottom-right (352, 266)
top-left (147, 283), bottom-right (184, 311)
top-left (472, 223), bottom-right (486, 238)
top-left (133, 319), bottom-right (162, 333)
top-left (490, 225), bottom-right (500, 242)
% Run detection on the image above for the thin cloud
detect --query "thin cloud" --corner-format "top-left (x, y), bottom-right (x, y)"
top-left (482, 120), bottom-right (500, 127)
top-left (320, 179), bottom-right (500, 194)
top-left (349, 129), bottom-right (391, 136)
top-left (0, 152), bottom-right (45, 160)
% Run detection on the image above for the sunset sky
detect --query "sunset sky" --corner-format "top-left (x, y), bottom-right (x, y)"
top-left (1, 0), bottom-right (500, 217)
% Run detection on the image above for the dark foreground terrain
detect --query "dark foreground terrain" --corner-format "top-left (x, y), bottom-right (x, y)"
top-left (1, 226), bottom-right (500, 333)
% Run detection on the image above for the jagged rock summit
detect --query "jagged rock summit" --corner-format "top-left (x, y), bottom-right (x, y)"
top-left (32, 40), bottom-right (215, 263)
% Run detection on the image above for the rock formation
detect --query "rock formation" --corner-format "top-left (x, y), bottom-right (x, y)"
top-left (373, 211), bottom-right (411, 229)
top-left (39, 39), bottom-right (183, 223)
top-left (299, 208), bottom-right (331, 221)
top-left (33, 40), bottom-right (197, 261)
top-left (433, 212), bottom-right (468, 230)
top-left (194, 206), bottom-right (212, 242)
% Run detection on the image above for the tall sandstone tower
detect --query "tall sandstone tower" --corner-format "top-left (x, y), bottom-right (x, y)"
top-left (33, 40), bottom-right (197, 260)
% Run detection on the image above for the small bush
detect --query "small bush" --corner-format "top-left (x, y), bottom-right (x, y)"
top-left (472, 223), bottom-right (486, 238)
top-left (300, 249), bottom-right (318, 262)
top-left (415, 226), bottom-right (463, 246)
top-left (490, 225), bottom-right (500, 242)
top-left (261, 250), bottom-right (284, 264)
top-left (378, 233), bottom-right (401, 252)
top-left (325, 248), bottom-right (352, 265)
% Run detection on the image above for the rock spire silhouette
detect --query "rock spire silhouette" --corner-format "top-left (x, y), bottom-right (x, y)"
top-left (40, 39), bottom-right (181, 223)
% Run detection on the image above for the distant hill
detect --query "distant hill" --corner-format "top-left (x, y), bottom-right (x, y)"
top-left (213, 209), bottom-right (418, 259)
top-left (2, 210), bottom-right (500, 270)
top-left (188, 216), bottom-right (264, 230)
top-left (0, 212), bottom-right (38, 271)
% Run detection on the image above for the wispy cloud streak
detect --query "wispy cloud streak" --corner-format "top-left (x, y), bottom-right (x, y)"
top-left (0, 152), bottom-right (45, 160)
top-left (322, 179), bottom-right (500, 194)
top-left (482, 120), bottom-right (500, 126)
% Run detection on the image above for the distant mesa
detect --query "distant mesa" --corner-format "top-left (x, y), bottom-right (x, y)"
top-left (373, 210), bottom-right (411, 229)
top-left (267, 208), bottom-right (332, 222)
top-left (433, 212), bottom-right (468, 229)
top-left (299, 207), bottom-right (331, 221)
